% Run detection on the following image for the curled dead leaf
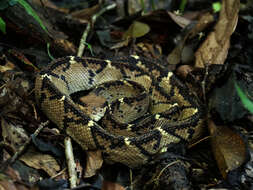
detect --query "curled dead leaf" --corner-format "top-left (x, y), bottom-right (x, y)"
top-left (194, 0), bottom-right (240, 68)
top-left (19, 148), bottom-right (60, 177)
top-left (84, 150), bottom-right (103, 178)
top-left (1, 118), bottom-right (29, 152)
top-left (102, 181), bottom-right (125, 190)
top-left (168, 11), bottom-right (191, 28)
top-left (208, 119), bottom-right (247, 179)
top-left (176, 65), bottom-right (193, 79)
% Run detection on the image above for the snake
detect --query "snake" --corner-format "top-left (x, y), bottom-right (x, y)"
top-left (35, 55), bottom-right (204, 168)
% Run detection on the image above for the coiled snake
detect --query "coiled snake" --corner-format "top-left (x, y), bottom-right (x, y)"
top-left (35, 55), bottom-right (204, 168)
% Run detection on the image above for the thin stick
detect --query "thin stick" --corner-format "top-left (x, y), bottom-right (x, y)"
top-left (64, 137), bottom-right (77, 188)
top-left (77, 3), bottom-right (116, 57)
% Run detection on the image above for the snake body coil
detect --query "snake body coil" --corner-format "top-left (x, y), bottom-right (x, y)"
top-left (35, 55), bottom-right (203, 168)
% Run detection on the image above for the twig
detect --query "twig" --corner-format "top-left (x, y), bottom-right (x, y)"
top-left (188, 135), bottom-right (211, 149)
top-left (32, 103), bottom-right (38, 120)
top-left (201, 65), bottom-right (209, 103)
top-left (64, 137), bottom-right (77, 188)
top-left (129, 168), bottom-right (133, 190)
top-left (152, 160), bottom-right (180, 188)
top-left (51, 168), bottom-right (67, 179)
top-left (77, 3), bottom-right (117, 57)
top-left (0, 121), bottom-right (49, 172)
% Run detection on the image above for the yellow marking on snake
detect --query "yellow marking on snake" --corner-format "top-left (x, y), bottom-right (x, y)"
top-left (41, 74), bottom-right (52, 81)
top-left (131, 55), bottom-right (140, 60)
top-left (105, 60), bottom-right (112, 68)
top-left (69, 56), bottom-right (77, 64)
top-left (88, 120), bottom-right (95, 127)
top-left (60, 96), bottom-right (65, 101)
top-left (155, 114), bottom-right (160, 120)
top-left (125, 138), bottom-right (131, 145)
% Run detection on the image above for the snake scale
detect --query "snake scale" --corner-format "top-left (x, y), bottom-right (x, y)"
top-left (35, 55), bottom-right (204, 168)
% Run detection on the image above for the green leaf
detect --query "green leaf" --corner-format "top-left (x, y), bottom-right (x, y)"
top-left (212, 2), bottom-right (221, 13)
top-left (123, 21), bottom-right (150, 39)
top-left (83, 42), bottom-right (94, 56)
top-left (179, 0), bottom-right (187, 13)
top-left (17, 0), bottom-right (48, 34)
top-left (0, 17), bottom-right (6, 34)
top-left (47, 43), bottom-right (54, 60)
top-left (235, 82), bottom-right (253, 114)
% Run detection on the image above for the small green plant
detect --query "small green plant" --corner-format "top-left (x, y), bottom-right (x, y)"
top-left (0, 17), bottom-right (6, 34)
top-left (212, 1), bottom-right (221, 13)
top-left (179, 0), bottom-right (187, 13)
top-left (235, 82), bottom-right (253, 114)
top-left (83, 42), bottom-right (94, 56)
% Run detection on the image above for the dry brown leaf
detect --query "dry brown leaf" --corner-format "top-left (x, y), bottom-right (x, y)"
top-left (188, 12), bottom-right (214, 39)
top-left (167, 12), bottom-right (214, 66)
top-left (19, 148), bottom-right (60, 177)
top-left (1, 118), bottom-right (29, 152)
top-left (136, 43), bottom-right (162, 58)
top-left (71, 4), bottom-right (100, 20)
top-left (0, 180), bottom-right (19, 190)
top-left (167, 41), bottom-right (184, 65)
top-left (0, 180), bottom-right (31, 190)
top-left (102, 181), bottom-right (126, 190)
top-left (195, 0), bottom-right (240, 68)
top-left (0, 169), bottom-right (31, 190)
top-left (168, 11), bottom-right (191, 28)
top-left (208, 120), bottom-right (247, 179)
top-left (0, 59), bottom-right (16, 73)
top-left (53, 39), bottom-right (77, 55)
top-left (9, 50), bottom-right (39, 71)
top-left (84, 150), bottom-right (103, 178)
top-left (176, 65), bottom-right (193, 79)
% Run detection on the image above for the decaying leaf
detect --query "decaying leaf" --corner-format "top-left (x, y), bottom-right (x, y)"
top-left (195, 0), bottom-right (240, 68)
top-left (70, 4), bottom-right (100, 20)
top-left (136, 42), bottom-right (162, 58)
top-left (0, 179), bottom-right (28, 190)
top-left (1, 118), bottom-right (29, 152)
top-left (102, 181), bottom-right (125, 190)
top-left (208, 119), bottom-right (247, 179)
top-left (19, 147), bottom-right (60, 177)
top-left (167, 12), bottom-right (214, 65)
top-left (0, 165), bottom-right (37, 190)
top-left (123, 21), bottom-right (150, 40)
top-left (168, 11), bottom-right (191, 28)
top-left (0, 59), bottom-right (16, 72)
top-left (111, 21), bottom-right (150, 49)
top-left (9, 50), bottom-right (39, 71)
top-left (84, 150), bottom-right (103, 178)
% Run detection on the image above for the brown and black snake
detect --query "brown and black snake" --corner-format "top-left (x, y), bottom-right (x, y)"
top-left (35, 55), bottom-right (204, 168)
